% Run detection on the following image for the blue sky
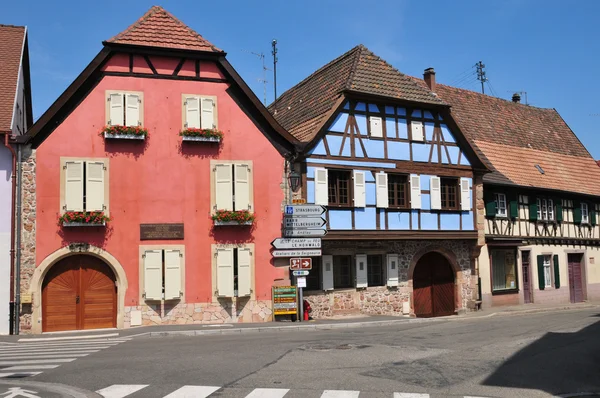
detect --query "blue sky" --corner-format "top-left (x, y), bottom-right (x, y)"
top-left (4, 0), bottom-right (600, 157)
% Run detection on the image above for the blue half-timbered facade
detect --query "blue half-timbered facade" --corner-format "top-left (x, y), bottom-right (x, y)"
top-left (271, 46), bottom-right (487, 318)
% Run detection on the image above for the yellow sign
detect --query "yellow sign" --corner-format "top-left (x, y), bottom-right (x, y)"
top-left (21, 294), bottom-right (32, 304)
top-left (292, 198), bottom-right (306, 204)
top-left (272, 286), bottom-right (297, 316)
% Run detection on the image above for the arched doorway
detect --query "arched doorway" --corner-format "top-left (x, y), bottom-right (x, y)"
top-left (42, 255), bottom-right (117, 332)
top-left (413, 252), bottom-right (456, 317)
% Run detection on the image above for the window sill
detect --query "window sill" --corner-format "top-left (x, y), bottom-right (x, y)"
top-left (491, 288), bottom-right (519, 296)
top-left (181, 136), bottom-right (221, 143)
top-left (62, 221), bottom-right (106, 227)
top-left (214, 221), bottom-right (253, 226)
top-left (104, 132), bottom-right (146, 140)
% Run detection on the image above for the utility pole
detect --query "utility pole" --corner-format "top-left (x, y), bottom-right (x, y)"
top-left (475, 61), bottom-right (487, 94)
top-left (272, 39), bottom-right (278, 101)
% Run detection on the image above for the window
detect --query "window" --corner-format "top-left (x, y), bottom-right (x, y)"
top-left (581, 203), bottom-right (589, 224)
top-left (106, 91), bottom-right (143, 127)
top-left (333, 255), bottom-right (352, 288)
top-left (183, 95), bottom-right (217, 129)
top-left (388, 174), bottom-right (408, 208)
top-left (61, 158), bottom-right (109, 215)
top-left (543, 255), bottom-right (552, 288)
top-left (142, 247), bottom-right (183, 301)
top-left (328, 170), bottom-right (351, 206)
top-left (305, 258), bottom-right (321, 291)
top-left (440, 178), bottom-right (459, 210)
top-left (367, 255), bottom-right (384, 286)
top-left (495, 193), bottom-right (507, 217)
top-left (536, 198), bottom-right (554, 221)
top-left (491, 249), bottom-right (517, 292)
top-left (215, 245), bottom-right (253, 297)
top-left (212, 161), bottom-right (253, 212)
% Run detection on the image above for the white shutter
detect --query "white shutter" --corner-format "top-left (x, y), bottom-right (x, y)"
top-left (411, 121), bottom-right (424, 141)
top-left (201, 97), bottom-right (215, 129)
top-left (314, 168), bottom-right (328, 205)
top-left (143, 250), bottom-right (163, 301)
top-left (386, 254), bottom-right (399, 287)
top-left (216, 248), bottom-right (234, 297)
top-left (237, 248), bottom-right (252, 297)
top-left (85, 162), bottom-right (105, 212)
top-left (353, 171), bottom-right (366, 207)
top-left (185, 96), bottom-right (200, 128)
top-left (322, 255), bottom-right (334, 291)
top-left (460, 178), bottom-right (471, 211)
top-left (234, 164), bottom-right (251, 211)
top-left (65, 161), bottom-right (84, 212)
top-left (215, 164), bottom-right (233, 211)
top-left (430, 176), bottom-right (441, 210)
top-left (356, 254), bottom-right (368, 288)
top-left (108, 93), bottom-right (124, 126)
top-left (376, 172), bottom-right (388, 208)
top-left (369, 116), bottom-right (383, 138)
top-left (164, 250), bottom-right (182, 300)
top-left (410, 174), bottom-right (421, 209)
top-left (125, 93), bottom-right (141, 127)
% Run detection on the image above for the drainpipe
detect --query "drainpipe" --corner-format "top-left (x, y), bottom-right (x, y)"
top-left (14, 144), bottom-right (22, 335)
top-left (2, 133), bottom-right (17, 334)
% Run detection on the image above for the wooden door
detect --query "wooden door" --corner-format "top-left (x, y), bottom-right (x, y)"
top-left (432, 257), bottom-right (455, 316)
top-left (413, 260), bottom-right (433, 317)
top-left (521, 251), bottom-right (532, 304)
top-left (568, 254), bottom-right (584, 303)
top-left (413, 252), bottom-right (455, 317)
top-left (42, 255), bottom-right (116, 332)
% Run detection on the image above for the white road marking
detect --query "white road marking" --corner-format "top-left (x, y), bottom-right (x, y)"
top-left (0, 358), bottom-right (76, 365)
top-left (2, 364), bottom-right (61, 370)
top-left (321, 391), bottom-right (360, 398)
top-left (162, 385), bottom-right (222, 398)
top-left (0, 347), bottom-right (105, 354)
top-left (245, 388), bottom-right (290, 398)
top-left (0, 372), bottom-right (42, 378)
top-left (0, 341), bottom-right (122, 349)
top-left (0, 354), bottom-right (92, 360)
top-left (394, 394), bottom-right (430, 398)
top-left (18, 332), bottom-right (119, 342)
top-left (96, 384), bottom-right (149, 398)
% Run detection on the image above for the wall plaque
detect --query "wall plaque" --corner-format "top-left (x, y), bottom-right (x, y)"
top-left (140, 223), bottom-right (184, 240)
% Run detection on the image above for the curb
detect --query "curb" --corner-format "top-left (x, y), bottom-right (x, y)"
top-left (0, 379), bottom-right (101, 398)
top-left (452, 304), bottom-right (600, 321)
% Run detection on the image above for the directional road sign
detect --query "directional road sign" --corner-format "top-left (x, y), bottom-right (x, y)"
top-left (290, 258), bottom-right (312, 270)
top-left (284, 217), bottom-right (326, 229)
top-left (292, 270), bottom-right (309, 276)
top-left (272, 249), bottom-right (321, 258)
top-left (271, 238), bottom-right (321, 249)
top-left (284, 205), bottom-right (327, 217)
top-left (283, 229), bottom-right (327, 237)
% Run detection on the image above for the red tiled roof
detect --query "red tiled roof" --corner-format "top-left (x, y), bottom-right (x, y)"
top-left (269, 45), bottom-right (445, 143)
top-left (0, 25), bottom-right (26, 132)
top-left (105, 6), bottom-right (222, 53)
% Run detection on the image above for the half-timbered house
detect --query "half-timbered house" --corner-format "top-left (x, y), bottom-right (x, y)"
top-left (428, 86), bottom-right (600, 307)
top-left (270, 46), bottom-right (488, 317)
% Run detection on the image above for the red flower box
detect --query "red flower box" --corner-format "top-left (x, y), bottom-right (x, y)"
top-left (212, 210), bottom-right (254, 226)
top-left (59, 211), bottom-right (110, 227)
top-left (180, 128), bottom-right (223, 142)
top-left (102, 125), bottom-right (148, 139)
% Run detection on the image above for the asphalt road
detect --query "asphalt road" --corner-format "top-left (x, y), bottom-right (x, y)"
top-left (18, 308), bottom-right (600, 397)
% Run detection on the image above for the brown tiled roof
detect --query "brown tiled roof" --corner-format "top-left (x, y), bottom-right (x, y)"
top-left (269, 45), bottom-right (445, 143)
top-left (105, 6), bottom-right (222, 53)
top-left (0, 25), bottom-right (26, 132)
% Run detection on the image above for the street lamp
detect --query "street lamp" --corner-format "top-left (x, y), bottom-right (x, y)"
top-left (288, 170), bottom-right (301, 192)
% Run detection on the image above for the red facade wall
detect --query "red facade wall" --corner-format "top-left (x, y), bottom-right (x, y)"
top-left (35, 55), bottom-right (287, 307)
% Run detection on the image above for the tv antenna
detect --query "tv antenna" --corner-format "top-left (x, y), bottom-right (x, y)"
top-left (243, 50), bottom-right (271, 105)
top-left (506, 90), bottom-right (528, 105)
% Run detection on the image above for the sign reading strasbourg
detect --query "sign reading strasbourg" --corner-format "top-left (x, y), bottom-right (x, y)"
top-left (140, 223), bottom-right (184, 240)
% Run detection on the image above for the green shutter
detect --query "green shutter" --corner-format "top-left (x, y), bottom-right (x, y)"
top-left (537, 255), bottom-right (545, 291)
top-left (509, 194), bottom-right (518, 219)
top-left (591, 207), bottom-right (597, 226)
top-left (573, 201), bottom-right (582, 225)
top-left (485, 191), bottom-right (497, 218)
top-left (529, 198), bottom-right (538, 221)
top-left (555, 199), bottom-right (563, 223)
top-left (553, 255), bottom-right (560, 289)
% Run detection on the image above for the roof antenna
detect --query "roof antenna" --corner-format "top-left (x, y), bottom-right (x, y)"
top-left (272, 39), bottom-right (278, 101)
top-left (243, 50), bottom-right (270, 105)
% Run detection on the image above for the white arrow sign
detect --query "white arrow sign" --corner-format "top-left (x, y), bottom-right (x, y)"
top-left (284, 205), bottom-right (327, 217)
top-left (283, 229), bottom-right (327, 237)
top-left (271, 238), bottom-right (321, 249)
top-left (272, 249), bottom-right (322, 258)
top-left (284, 217), bottom-right (326, 229)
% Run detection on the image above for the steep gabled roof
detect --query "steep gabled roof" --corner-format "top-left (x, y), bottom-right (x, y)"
top-left (0, 24), bottom-right (27, 132)
top-left (105, 5), bottom-right (222, 53)
top-left (269, 45), bottom-right (445, 143)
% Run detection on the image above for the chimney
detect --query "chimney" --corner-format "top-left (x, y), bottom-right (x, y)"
top-left (512, 93), bottom-right (521, 103)
top-left (424, 67), bottom-right (436, 91)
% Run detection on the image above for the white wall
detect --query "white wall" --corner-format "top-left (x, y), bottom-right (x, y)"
top-left (0, 145), bottom-right (12, 334)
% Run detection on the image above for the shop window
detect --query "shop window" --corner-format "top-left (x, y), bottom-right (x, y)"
top-left (491, 249), bottom-right (517, 292)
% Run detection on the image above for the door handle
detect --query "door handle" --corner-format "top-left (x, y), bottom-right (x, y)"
top-left (75, 295), bottom-right (80, 304)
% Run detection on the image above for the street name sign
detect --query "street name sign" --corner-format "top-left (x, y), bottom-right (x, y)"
top-left (284, 205), bottom-right (326, 217)
top-left (290, 258), bottom-right (312, 270)
top-left (283, 228), bottom-right (327, 237)
top-left (292, 270), bottom-right (309, 276)
top-left (271, 238), bottom-right (321, 249)
top-left (272, 249), bottom-right (322, 258)
top-left (284, 217), bottom-right (326, 229)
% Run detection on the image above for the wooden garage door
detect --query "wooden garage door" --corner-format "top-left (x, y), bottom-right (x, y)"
top-left (42, 255), bottom-right (116, 332)
top-left (413, 252), bottom-right (456, 317)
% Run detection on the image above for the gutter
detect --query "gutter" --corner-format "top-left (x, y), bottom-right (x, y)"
top-left (2, 133), bottom-right (17, 334)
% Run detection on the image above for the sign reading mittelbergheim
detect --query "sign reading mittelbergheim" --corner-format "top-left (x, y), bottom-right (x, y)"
top-left (284, 217), bottom-right (326, 229)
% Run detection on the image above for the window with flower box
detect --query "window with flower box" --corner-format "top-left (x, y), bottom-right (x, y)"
top-left (104, 91), bottom-right (145, 139)
top-left (60, 157), bottom-right (109, 226)
top-left (211, 160), bottom-right (254, 225)
top-left (180, 95), bottom-right (220, 142)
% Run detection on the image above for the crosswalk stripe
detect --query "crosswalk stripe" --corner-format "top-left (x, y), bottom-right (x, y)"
top-left (162, 385), bottom-right (221, 398)
top-left (0, 372), bottom-right (42, 378)
top-left (0, 348), bottom-right (103, 354)
top-left (245, 388), bottom-right (290, 398)
top-left (2, 364), bottom-right (61, 370)
top-left (0, 341), bottom-right (122, 349)
top-left (0, 353), bottom-right (92, 360)
top-left (96, 384), bottom-right (149, 398)
top-left (321, 391), bottom-right (360, 398)
top-left (394, 394), bottom-right (430, 398)
top-left (0, 358), bottom-right (76, 365)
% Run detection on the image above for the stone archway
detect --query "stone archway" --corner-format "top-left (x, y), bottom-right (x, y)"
top-left (28, 245), bottom-right (128, 334)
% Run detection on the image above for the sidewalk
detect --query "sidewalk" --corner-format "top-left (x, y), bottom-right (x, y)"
top-left (3, 301), bottom-right (599, 341)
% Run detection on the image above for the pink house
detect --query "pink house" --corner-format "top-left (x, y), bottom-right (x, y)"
top-left (18, 6), bottom-right (297, 333)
